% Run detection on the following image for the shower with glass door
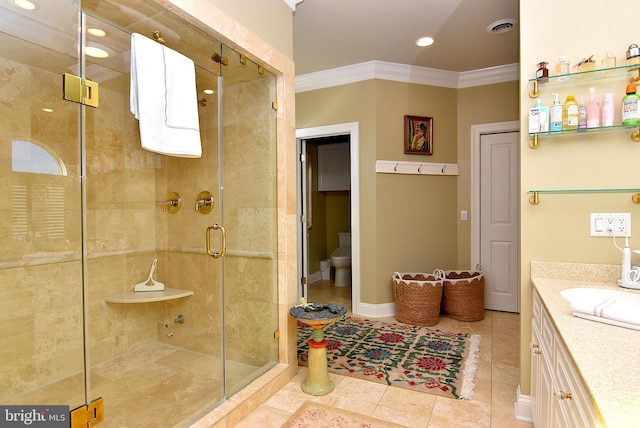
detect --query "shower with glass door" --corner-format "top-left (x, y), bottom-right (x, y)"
top-left (0, 0), bottom-right (278, 426)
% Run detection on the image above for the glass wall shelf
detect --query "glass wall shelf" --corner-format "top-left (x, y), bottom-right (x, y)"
top-left (527, 188), bottom-right (640, 205)
top-left (528, 124), bottom-right (640, 148)
top-left (528, 64), bottom-right (640, 97)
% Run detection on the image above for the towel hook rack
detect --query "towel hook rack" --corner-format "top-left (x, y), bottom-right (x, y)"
top-left (418, 164), bottom-right (422, 173)
top-left (152, 31), bottom-right (166, 45)
top-left (394, 163), bottom-right (398, 172)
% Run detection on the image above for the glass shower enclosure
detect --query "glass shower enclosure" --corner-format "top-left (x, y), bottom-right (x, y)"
top-left (0, 0), bottom-right (278, 426)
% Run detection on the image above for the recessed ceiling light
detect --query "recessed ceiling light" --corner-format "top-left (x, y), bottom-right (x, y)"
top-left (84, 43), bottom-right (111, 59)
top-left (87, 28), bottom-right (107, 37)
top-left (416, 37), bottom-right (434, 47)
top-left (13, 0), bottom-right (37, 10)
top-left (203, 89), bottom-right (214, 95)
top-left (486, 19), bottom-right (517, 35)
top-left (42, 108), bottom-right (53, 113)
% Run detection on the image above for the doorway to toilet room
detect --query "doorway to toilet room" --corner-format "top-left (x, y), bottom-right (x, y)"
top-left (297, 123), bottom-right (360, 313)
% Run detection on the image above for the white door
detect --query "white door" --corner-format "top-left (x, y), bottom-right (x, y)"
top-left (480, 132), bottom-right (519, 312)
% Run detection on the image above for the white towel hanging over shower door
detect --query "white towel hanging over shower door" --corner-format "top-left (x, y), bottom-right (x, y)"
top-left (130, 32), bottom-right (202, 158)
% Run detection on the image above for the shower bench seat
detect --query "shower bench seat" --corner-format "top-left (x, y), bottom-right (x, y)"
top-left (104, 288), bottom-right (194, 303)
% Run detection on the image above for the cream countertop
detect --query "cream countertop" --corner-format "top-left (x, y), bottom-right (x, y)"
top-left (531, 263), bottom-right (640, 428)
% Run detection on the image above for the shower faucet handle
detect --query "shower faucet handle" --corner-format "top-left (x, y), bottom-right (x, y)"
top-left (163, 192), bottom-right (181, 213)
top-left (195, 191), bottom-right (214, 214)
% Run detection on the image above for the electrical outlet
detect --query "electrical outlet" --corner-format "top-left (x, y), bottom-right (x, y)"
top-left (590, 213), bottom-right (632, 237)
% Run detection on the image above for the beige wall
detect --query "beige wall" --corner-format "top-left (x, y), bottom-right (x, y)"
top-left (209, 0), bottom-right (294, 60)
top-left (297, 78), bottom-right (518, 304)
top-left (298, 79), bottom-right (464, 304)
top-left (456, 82), bottom-right (520, 266)
top-left (519, 0), bottom-right (640, 394)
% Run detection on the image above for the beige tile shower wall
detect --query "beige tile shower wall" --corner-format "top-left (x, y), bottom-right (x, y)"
top-left (0, 60), bottom-right (85, 402)
top-left (157, 252), bottom-right (222, 357)
top-left (0, 261), bottom-right (84, 402)
top-left (84, 75), bottom-right (162, 365)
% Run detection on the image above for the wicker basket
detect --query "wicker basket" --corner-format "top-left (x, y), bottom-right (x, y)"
top-left (392, 272), bottom-right (443, 326)
top-left (441, 268), bottom-right (485, 322)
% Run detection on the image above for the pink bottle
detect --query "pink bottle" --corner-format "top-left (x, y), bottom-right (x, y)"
top-left (586, 87), bottom-right (600, 128)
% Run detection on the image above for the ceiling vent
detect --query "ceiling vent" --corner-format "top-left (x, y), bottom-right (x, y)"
top-left (486, 19), bottom-right (517, 35)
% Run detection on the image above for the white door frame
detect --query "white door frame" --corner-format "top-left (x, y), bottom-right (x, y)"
top-left (296, 122), bottom-right (360, 314)
top-left (471, 121), bottom-right (520, 309)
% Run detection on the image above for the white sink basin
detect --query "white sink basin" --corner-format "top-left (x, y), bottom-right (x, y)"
top-left (560, 287), bottom-right (640, 306)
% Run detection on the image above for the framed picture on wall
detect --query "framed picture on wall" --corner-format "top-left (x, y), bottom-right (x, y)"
top-left (404, 115), bottom-right (433, 155)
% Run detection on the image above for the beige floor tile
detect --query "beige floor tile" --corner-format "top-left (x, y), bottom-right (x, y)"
top-left (331, 376), bottom-right (388, 404)
top-left (378, 387), bottom-right (436, 415)
top-left (491, 362), bottom-right (520, 385)
top-left (232, 404), bottom-right (292, 428)
top-left (236, 279), bottom-right (532, 428)
top-left (427, 397), bottom-right (491, 428)
top-left (372, 404), bottom-right (431, 428)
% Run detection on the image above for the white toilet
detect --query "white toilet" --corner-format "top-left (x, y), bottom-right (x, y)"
top-left (330, 232), bottom-right (351, 287)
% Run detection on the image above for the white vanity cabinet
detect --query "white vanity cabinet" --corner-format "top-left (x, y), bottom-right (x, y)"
top-left (530, 290), bottom-right (602, 428)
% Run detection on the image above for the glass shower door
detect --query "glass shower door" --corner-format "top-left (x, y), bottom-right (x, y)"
top-left (0, 0), bottom-right (86, 413)
top-left (219, 46), bottom-right (279, 395)
top-left (80, 8), bottom-right (227, 426)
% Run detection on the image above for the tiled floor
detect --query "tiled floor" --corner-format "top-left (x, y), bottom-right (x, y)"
top-left (235, 280), bottom-right (533, 428)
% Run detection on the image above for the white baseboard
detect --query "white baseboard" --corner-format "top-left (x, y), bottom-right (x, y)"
top-left (308, 271), bottom-right (322, 285)
top-left (354, 302), bottom-right (395, 318)
top-left (514, 385), bottom-right (533, 423)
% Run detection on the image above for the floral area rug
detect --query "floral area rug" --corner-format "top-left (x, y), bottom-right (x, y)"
top-left (296, 316), bottom-right (481, 399)
top-left (283, 401), bottom-right (404, 428)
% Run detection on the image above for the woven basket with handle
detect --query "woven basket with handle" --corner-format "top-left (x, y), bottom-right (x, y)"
top-left (392, 271), bottom-right (444, 326)
top-left (440, 266), bottom-right (485, 322)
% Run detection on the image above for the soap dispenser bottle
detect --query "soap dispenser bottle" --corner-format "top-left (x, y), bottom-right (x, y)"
top-left (550, 93), bottom-right (563, 131)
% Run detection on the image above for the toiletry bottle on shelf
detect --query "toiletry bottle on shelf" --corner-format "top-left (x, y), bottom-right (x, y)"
top-left (538, 100), bottom-right (549, 132)
top-left (528, 100), bottom-right (540, 133)
top-left (602, 93), bottom-right (615, 126)
top-left (578, 98), bottom-right (587, 131)
top-left (562, 94), bottom-right (579, 131)
top-left (555, 56), bottom-right (569, 76)
top-left (626, 44), bottom-right (640, 65)
top-left (536, 61), bottom-right (549, 82)
top-left (586, 87), bottom-right (600, 128)
top-left (528, 99), bottom-right (548, 133)
top-left (602, 51), bottom-right (616, 68)
top-left (622, 83), bottom-right (640, 125)
top-left (550, 93), bottom-right (563, 131)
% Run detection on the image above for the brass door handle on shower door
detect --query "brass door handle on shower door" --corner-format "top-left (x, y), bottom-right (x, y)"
top-left (206, 224), bottom-right (226, 258)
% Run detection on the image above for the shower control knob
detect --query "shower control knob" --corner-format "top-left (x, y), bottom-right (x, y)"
top-left (174, 315), bottom-right (185, 324)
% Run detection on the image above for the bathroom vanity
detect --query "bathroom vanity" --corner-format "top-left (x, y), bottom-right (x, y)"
top-left (530, 271), bottom-right (640, 427)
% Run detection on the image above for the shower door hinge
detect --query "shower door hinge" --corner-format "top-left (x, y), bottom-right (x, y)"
top-left (63, 73), bottom-right (99, 107)
top-left (300, 214), bottom-right (306, 223)
top-left (70, 397), bottom-right (104, 428)
top-left (273, 329), bottom-right (280, 339)
top-left (211, 53), bottom-right (228, 66)
top-left (271, 101), bottom-right (278, 111)
top-left (301, 276), bottom-right (307, 285)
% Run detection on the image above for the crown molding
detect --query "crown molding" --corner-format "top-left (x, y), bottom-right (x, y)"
top-left (282, 0), bottom-right (304, 11)
top-left (295, 61), bottom-right (519, 93)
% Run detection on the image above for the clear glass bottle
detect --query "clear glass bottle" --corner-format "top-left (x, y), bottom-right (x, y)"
top-left (555, 56), bottom-right (569, 75)
top-left (601, 51), bottom-right (616, 68)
